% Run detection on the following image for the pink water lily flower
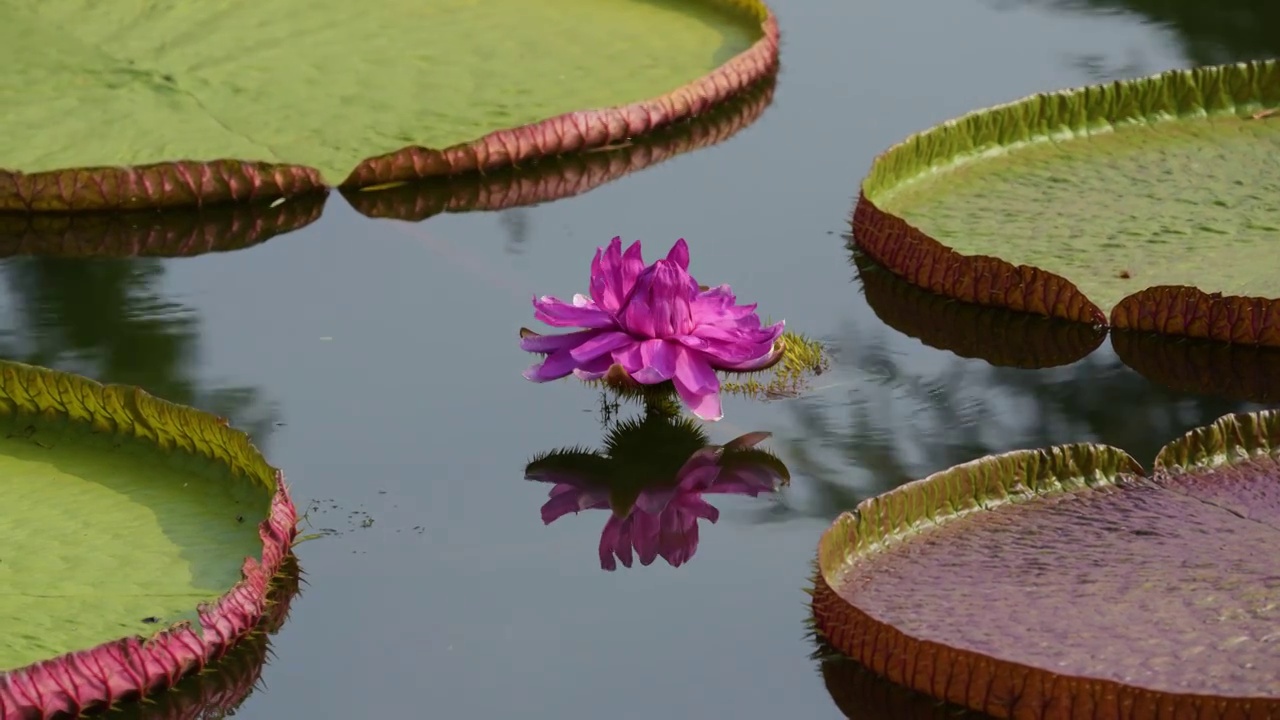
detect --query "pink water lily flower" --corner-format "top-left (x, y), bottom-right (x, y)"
top-left (521, 237), bottom-right (785, 421)
top-left (531, 432), bottom-right (783, 571)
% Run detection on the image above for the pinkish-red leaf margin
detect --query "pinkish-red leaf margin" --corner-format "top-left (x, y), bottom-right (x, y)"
top-left (340, 0), bottom-right (781, 188)
top-left (0, 481), bottom-right (296, 720)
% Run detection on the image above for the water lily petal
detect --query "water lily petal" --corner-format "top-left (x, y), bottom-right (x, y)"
top-left (533, 295), bottom-right (616, 329)
top-left (723, 431), bottom-right (771, 451)
top-left (672, 348), bottom-right (723, 421)
top-left (570, 356), bottom-right (617, 381)
top-left (618, 260), bottom-right (697, 338)
top-left (666, 238), bottom-right (690, 270)
top-left (519, 328), bottom-right (601, 354)
top-left (589, 237), bottom-right (647, 313)
top-left (523, 346), bottom-right (585, 382)
top-left (712, 339), bottom-right (786, 373)
top-left (568, 331), bottom-right (634, 363)
top-left (598, 515), bottom-right (624, 571)
top-left (611, 343), bottom-right (644, 375)
top-left (630, 511), bottom-right (662, 566)
top-left (631, 338), bottom-right (677, 384)
top-left (540, 486), bottom-right (609, 524)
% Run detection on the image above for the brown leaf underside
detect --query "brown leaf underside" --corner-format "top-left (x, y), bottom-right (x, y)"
top-left (1111, 286), bottom-right (1280, 347)
top-left (851, 193), bottom-right (1107, 327)
top-left (854, 251), bottom-right (1105, 369)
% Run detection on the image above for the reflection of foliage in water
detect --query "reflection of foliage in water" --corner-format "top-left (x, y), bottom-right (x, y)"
top-left (1004, 0), bottom-right (1280, 67)
top-left (762, 316), bottom-right (1268, 523)
top-left (0, 258), bottom-right (278, 446)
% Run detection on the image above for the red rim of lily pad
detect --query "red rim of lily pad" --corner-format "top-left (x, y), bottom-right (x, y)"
top-left (811, 409), bottom-right (1280, 719)
top-left (854, 250), bottom-right (1106, 369)
top-left (0, 193), bottom-right (326, 258)
top-left (341, 73), bottom-right (777, 223)
top-left (0, 362), bottom-right (297, 720)
top-left (1, 1), bottom-right (779, 213)
top-left (814, 635), bottom-right (991, 720)
top-left (850, 59), bottom-right (1280, 347)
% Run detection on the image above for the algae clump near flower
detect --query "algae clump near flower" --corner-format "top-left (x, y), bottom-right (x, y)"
top-left (519, 236), bottom-right (798, 421)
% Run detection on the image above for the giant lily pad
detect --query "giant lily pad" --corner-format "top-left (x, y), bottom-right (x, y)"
top-left (0, 194), bottom-right (325, 257)
top-left (854, 250), bottom-right (1106, 369)
top-left (1, 0), bottom-right (778, 212)
top-left (851, 59), bottom-right (1280, 346)
top-left (342, 75), bottom-right (777, 223)
top-left (0, 361), bottom-right (295, 718)
top-left (812, 409), bottom-right (1280, 718)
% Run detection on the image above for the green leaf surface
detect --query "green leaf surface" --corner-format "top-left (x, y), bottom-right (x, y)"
top-left (813, 410), bottom-right (1280, 716)
top-left (0, 413), bottom-right (266, 671)
top-left (854, 59), bottom-right (1280, 344)
top-left (0, 0), bottom-right (759, 186)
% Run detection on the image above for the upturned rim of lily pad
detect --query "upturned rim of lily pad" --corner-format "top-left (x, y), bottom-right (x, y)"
top-left (850, 58), bottom-right (1280, 347)
top-left (341, 73), bottom-right (777, 223)
top-left (0, 361), bottom-right (296, 719)
top-left (0, 193), bottom-right (326, 258)
top-left (1, 0), bottom-right (779, 213)
top-left (811, 409), bottom-right (1280, 717)
top-left (853, 249), bottom-right (1106, 369)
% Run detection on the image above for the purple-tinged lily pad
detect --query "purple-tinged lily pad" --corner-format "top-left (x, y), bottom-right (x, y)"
top-left (1, 0), bottom-right (778, 212)
top-left (851, 59), bottom-right (1280, 346)
top-left (812, 409), bottom-right (1280, 719)
top-left (855, 250), bottom-right (1106, 369)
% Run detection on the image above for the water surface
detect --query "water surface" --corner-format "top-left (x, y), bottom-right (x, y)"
top-left (2, 0), bottom-right (1274, 717)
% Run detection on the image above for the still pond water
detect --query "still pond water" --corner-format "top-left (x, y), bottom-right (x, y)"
top-left (4, 0), bottom-right (1274, 717)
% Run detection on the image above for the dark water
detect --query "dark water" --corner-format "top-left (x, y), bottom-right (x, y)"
top-left (3, 0), bottom-right (1276, 718)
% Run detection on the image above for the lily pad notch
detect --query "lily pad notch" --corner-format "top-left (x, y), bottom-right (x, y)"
top-left (811, 409), bottom-right (1280, 719)
top-left (0, 361), bottom-right (297, 719)
top-left (851, 59), bottom-right (1280, 346)
top-left (0, 0), bottom-right (780, 212)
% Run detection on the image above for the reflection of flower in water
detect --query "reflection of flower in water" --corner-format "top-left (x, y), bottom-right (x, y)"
top-left (521, 236), bottom-right (785, 422)
top-left (526, 403), bottom-right (789, 570)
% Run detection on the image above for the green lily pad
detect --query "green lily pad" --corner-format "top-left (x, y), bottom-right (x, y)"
top-left (0, 361), bottom-right (296, 718)
top-left (0, 0), bottom-right (778, 212)
top-left (342, 75), bottom-right (777, 223)
top-left (0, 193), bottom-right (325, 257)
top-left (854, 250), bottom-right (1106, 369)
top-left (852, 59), bottom-right (1280, 346)
top-left (812, 409), bottom-right (1280, 718)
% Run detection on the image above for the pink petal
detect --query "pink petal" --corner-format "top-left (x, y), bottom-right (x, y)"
top-left (589, 237), bottom-right (647, 313)
top-left (523, 346), bottom-right (585, 382)
top-left (630, 511), bottom-right (662, 566)
top-left (712, 337), bottom-right (786, 372)
top-left (519, 328), bottom-right (602, 354)
top-left (568, 331), bottom-right (635, 363)
top-left (631, 338), bottom-right (677, 384)
top-left (617, 261), bottom-right (697, 338)
top-left (570, 356), bottom-right (617, 381)
top-left (666, 238), bottom-right (690, 270)
top-left (540, 487), bottom-right (609, 524)
top-left (675, 463), bottom-right (721, 493)
top-left (598, 516), bottom-right (624, 571)
top-left (672, 348), bottom-right (723, 421)
top-left (533, 295), bottom-right (616, 329)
